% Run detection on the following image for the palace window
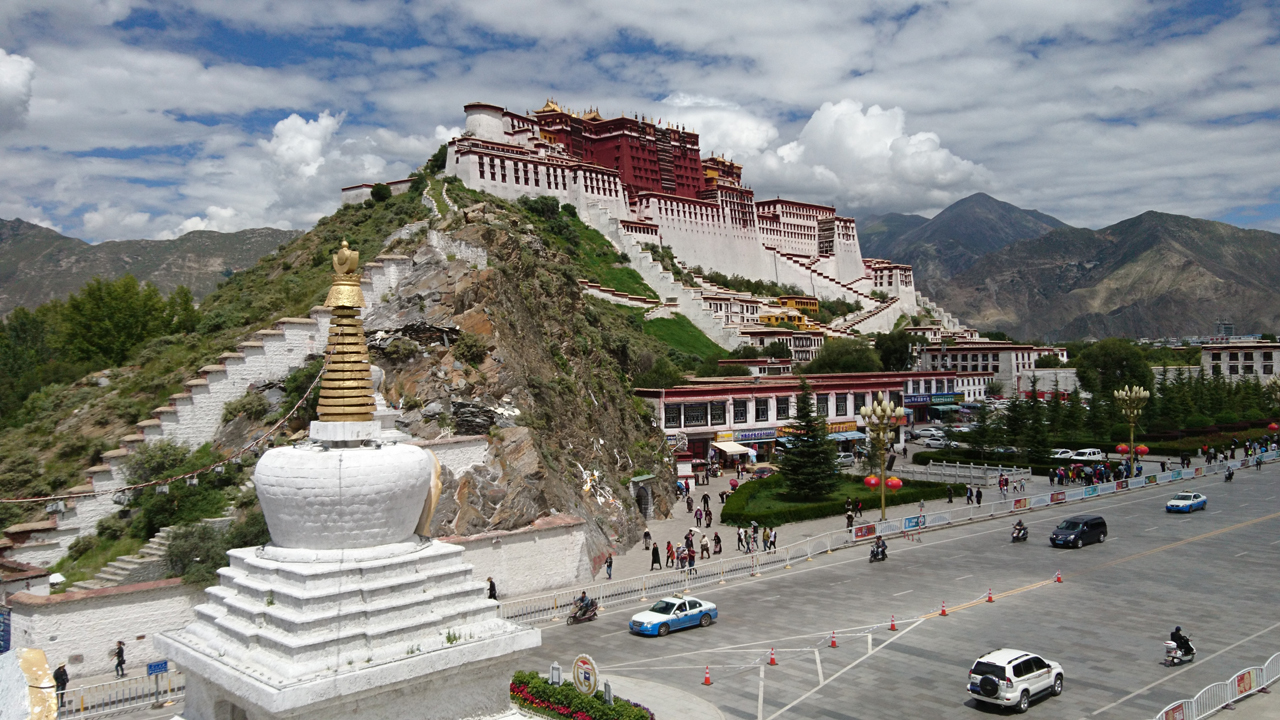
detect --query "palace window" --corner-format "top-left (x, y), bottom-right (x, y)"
top-left (1245, 352), bottom-right (1254, 361)
top-left (1265, 365), bottom-right (1274, 375)
top-left (816, 394), bottom-right (828, 416)
top-left (683, 403), bottom-right (708, 427)
top-left (835, 393), bottom-right (847, 416)
top-left (1229, 365), bottom-right (1239, 375)
top-left (1230, 352), bottom-right (1239, 361)
top-left (1265, 352), bottom-right (1274, 362)
top-left (733, 399), bottom-right (748, 424)
top-left (664, 404), bottom-right (681, 429)
top-left (1211, 352), bottom-right (1221, 361)
top-left (710, 402), bottom-right (726, 425)
top-left (776, 397), bottom-right (791, 420)
top-left (755, 398), bottom-right (770, 422)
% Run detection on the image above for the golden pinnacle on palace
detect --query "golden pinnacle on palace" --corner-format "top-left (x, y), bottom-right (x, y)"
top-left (318, 240), bottom-right (377, 423)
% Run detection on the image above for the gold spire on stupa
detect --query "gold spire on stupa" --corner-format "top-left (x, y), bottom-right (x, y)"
top-left (317, 241), bottom-right (377, 423)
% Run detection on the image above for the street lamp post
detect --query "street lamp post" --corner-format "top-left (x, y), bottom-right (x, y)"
top-left (860, 392), bottom-right (906, 521)
top-left (1113, 385), bottom-right (1150, 473)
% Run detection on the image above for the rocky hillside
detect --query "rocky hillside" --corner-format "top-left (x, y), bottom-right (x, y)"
top-left (0, 218), bottom-right (299, 315)
top-left (931, 211), bottom-right (1280, 341)
top-left (858, 193), bottom-right (1067, 294)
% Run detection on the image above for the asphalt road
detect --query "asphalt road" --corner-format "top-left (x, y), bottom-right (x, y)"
top-left (527, 467), bottom-right (1280, 720)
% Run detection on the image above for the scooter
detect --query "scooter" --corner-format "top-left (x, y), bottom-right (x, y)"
top-left (1011, 525), bottom-right (1029, 543)
top-left (869, 545), bottom-right (887, 563)
top-left (1164, 639), bottom-right (1195, 666)
top-left (566, 600), bottom-right (599, 626)
top-left (1225, 468), bottom-right (1235, 483)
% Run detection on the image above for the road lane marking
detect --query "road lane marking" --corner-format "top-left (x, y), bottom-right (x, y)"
top-left (757, 665), bottom-right (765, 720)
top-left (1270, 539), bottom-right (1280, 545)
top-left (1211, 511), bottom-right (1223, 514)
top-left (813, 649), bottom-right (823, 684)
top-left (1091, 619), bottom-right (1280, 715)
top-left (1236, 551), bottom-right (1249, 557)
top-left (954, 575), bottom-right (973, 581)
top-left (1267, 496), bottom-right (1276, 500)
top-left (1241, 503), bottom-right (1250, 507)
top-left (1144, 527), bottom-right (1159, 531)
top-left (893, 589), bottom-right (913, 596)
top-left (600, 630), bottom-right (628, 637)
top-left (764, 619), bottom-right (925, 720)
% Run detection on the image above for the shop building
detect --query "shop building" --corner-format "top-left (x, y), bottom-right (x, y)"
top-left (1201, 342), bottom-right (1280, 381)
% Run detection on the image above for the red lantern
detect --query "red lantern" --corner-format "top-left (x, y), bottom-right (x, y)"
top-left (1269, 423), bottom-right (1278, 431)
top-left (1115, 444), bottom-right (1129, 454)
top-left (1136, 445), bottom-right (1149, 456)
top-left (864, 475), bottom-right (880, 489)
top-left (887, 476), bottom-right (903, 492)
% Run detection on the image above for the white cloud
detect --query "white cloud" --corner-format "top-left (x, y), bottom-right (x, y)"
top-left (659, 94), bottom-right (778, 159)
top-left (0, 49), bottom-right (35, 133)
top-left (260, 111), bottom-right (344, 179)
top-left (156, 205), bottom-right (240, 239)
top-left (753, 100), bottom-right (991, 214)
top-left (82, 202), bottom-right (151, 236)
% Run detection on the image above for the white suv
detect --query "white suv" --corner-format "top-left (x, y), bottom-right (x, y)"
top-left (1070, 448), bottom-right (1104, 463)
top-left (967, 648), bottom-right (1064, 713)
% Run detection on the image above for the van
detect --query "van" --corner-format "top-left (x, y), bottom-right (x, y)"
top-left (1050, 515), bottom-right (1107, 548)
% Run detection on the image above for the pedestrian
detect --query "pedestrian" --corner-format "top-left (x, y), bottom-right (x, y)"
top-left (917, 498), bottom-right (926, 515)
top-left (651, 544), bottom-right (662, 570)
top-left (966, 485), bottom-right (974, 505)
top-left (694, 507), bottom-right (703, 526)
top-left (702, 493), bottom-right (711, 513)
top-left (666, 541), bottom-right (675, 568)
top-left (605, 555), bottom-right (613, 580)
top-left (700, 534), bottom-right (711, 559)
top-left (1018, 478), bottom-right (1025, 493)
top-left (54, 662), bottom-right (68, 707)
top-left (845, 496), bottom-right (854, 514)
top-left (713, 532), bottom-right (722, 554)
top-left (686, 495), bottom-right (694, 513)
top-left (113, 641), bottom-right (126, 678)
top-left (487, 577), bottom-right (498, 600)
top-left (736, 527), bottom-right (745, 552)
top-left (1257, 454), bottom-right (1264, 471)
top-left (643, 529), bottom-right (651, 550)
top-left (769, 528), bottom-right (778, 552)
top-left (846, 510), bottom-right (854, 529)
top-left (687, 552), bottom-right (697, 575)
top-left (705, 510), bottom-right (713, 528)
top-left (854, 499), bottom-right (863, 518)
top-left (947, 485), bottom-right (954, 503)
top-left (975, 488), bottom-right (983, 506)
top-left (678, 546), bottom-right (687, 569)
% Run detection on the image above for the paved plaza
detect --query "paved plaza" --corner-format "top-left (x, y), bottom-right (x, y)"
top-left (529, 465), bottom-right (1280, 719)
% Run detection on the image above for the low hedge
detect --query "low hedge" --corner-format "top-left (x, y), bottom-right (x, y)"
top-left (511, 671), bottom-right (653, 720)
top-left (720, 475), bottom-right (965, 527)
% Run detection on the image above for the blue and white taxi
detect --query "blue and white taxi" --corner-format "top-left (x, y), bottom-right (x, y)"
top-left (1166, 492), bottom-right (1207, 513)
top-left (629, 594), bottom-right (717, 637)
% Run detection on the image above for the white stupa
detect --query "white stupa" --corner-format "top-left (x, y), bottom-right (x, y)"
top-left (157, 242), bottom-right (540, 720)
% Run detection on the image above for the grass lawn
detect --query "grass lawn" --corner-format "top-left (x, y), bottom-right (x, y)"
top-left (724, 475), bottom-right (962, 526)
top-left (644, 314), bottom-right (723, 358)
top-left (49, 535), bottom-right (147, 592)
top-left (569, 220), bottom-right (656, 298)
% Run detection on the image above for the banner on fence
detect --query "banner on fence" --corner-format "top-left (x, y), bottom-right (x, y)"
top-left (904, 515), bottom-right (925, 530)
top-left (1014, 498), bottom-right (1028, 510)
top-left (1172, 469), bottom-right (1183, 480)
top-left (1162, 703), bottom-right (1187, 720)
top-left (1051, 491), bottom-right (1066, 503)
top-left (1145, 475), bottom-right (1158, 485)
top-left (1236, 670), bottom-right (1253, 695)
top-left (1194, 467), bottom-right (1204, 476)
top-left (1117, 480), bottom-right (1129, 490)
top-left (854, 524), bottom-right (876, 539)
top-left (1084, 486), bottom-right (1098, 497)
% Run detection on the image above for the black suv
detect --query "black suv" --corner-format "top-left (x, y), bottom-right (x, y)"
top-left (1050, 515), bottom-right (1107, 548)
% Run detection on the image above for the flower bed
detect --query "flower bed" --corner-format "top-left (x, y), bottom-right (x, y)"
top-left (511, 671), bottom-right (654, 720)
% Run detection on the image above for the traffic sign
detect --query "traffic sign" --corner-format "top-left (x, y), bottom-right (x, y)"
top-left (147, 660), bottom-right (168, 676)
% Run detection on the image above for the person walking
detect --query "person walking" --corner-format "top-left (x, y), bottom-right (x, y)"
top-left (687, 552), bottom-right (698, 575)
top-left (702, 493), bottom-right (711, 514)
top-left (769, 528), bottom-right (778, 552)
top-left (736, 527), bottom-right (746, 552)
top-left (113, 641), bottom-right (126, 678)
top-left (666, 541), bottom-right (675, 568)
top-left (643, 529), bottom-right (651, 550)
top-left (947, 485), bottom-right (954, 503)
top-left (487, 577), bottom-right (498, 600)
top-left (605, 555), bottom-right (613, 580)
top-left (845, 496), bottom-right (854, 515)
top-left (54, 662), bottom-right (68, 708)
top-left (975, 487), bottom-right (983, 506)
top-left (651, 544), bottom-right (662, 570)
top-left (686, 495), bottom-right (694, 513)
top-left (705, 510), bottom-right (713, 528)
top-left (854, 499), bottom-right (863, 518)
top-left (694, 507), bottom-right (703, 526)
top-left (713, 532), bottom-right (722, 554)
top-left (700, 534), bottom-right (711, 559)
top-left (966, 485), bottom-right (974, 505)
top-left (846, 510), bottom-right (855, 529)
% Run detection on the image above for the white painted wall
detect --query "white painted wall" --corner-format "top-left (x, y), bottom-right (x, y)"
top-left (8, 579), bottom-right (202, 677)
top-left (440, 517), bottom-right (591, 599)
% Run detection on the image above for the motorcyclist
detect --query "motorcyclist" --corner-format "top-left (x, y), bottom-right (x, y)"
top-left (1012, 519), bottom-right (1027, 538)
top-left (573, 591), bottom-right (594, 619)
top-left (872, 534), bottom-right (888, 559)
top-left (1171, 626), bottom-right (1193, 656)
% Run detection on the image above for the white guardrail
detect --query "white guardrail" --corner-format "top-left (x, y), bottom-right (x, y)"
top-left (1153, 652), bottom-right (1280, 720)
top-left (500, 452), bottom-right (1278, 626)
top-left (57, 670), bottom-right (185, 718)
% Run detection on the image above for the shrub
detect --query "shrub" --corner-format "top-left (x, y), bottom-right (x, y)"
top-left (67, 534), bottom-right (98, 560)
top-left (517, 195), bottom-right (561, 220)
top-left (370, 183), bottom-right (393, 202)
top-left (1184, 414), bottom-right (1214, 428)
top-left (1213, 410), bottom-right (1240, 425)
top-left (560, 203), bottom-right (578, 219)
top-left (380, 338), bottom-right (420, 365)
top-left (721, 475), bottom-right (963, 527)
top-left (96, 515), bottom-right (129, 541)
top-left (1244, 408), bottom-right (1267, 422)
top-left (454, 332), bottom-right (488, 365)
top-left (510, 671), bottom-right (653, 720)
top-left (222, 392), bottom-right (270, 423)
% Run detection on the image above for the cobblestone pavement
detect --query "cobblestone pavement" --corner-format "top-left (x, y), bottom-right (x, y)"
top-left (528, 465), bottom-right (1280, 720)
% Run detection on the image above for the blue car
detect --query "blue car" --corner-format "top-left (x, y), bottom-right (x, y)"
top-left (1166, 492), bottom-right (1207, 513)
top-left (629, 594), bottom-right (717, 637)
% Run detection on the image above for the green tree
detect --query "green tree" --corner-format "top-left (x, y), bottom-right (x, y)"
top-left (632, 355), bottom-right (687, 389)
top-left (370, 183), bottom-right (393, 202)
top-left (58, 275), bottom-right (170, 365)
top-left (1045, 379), bottom-right (1063, 434)
top-left (426, 144), bottom-right (448, 175)
top-left (968, 402), bottom-right (996, 457)
top-left (763, 340), bottom-right (793, 359)
top-left (1062, 389), bottom-right (1086, 441)
top-left (164, 285), bottom-right (200, 334)
top-left (1074, 338), bottom-right (1154, 400)
top-left (802, 337), bottom-right (881, 374)
top-left (1034, 354), bottom-right (1062, 368)
top-left (1023, 378), bottom-right (1050, 464)
top-left (874, 330), bottom-right (914, 371)
top-left (778, 378), bottom-right (839, 499)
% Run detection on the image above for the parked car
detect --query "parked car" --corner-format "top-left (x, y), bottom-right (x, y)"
top-left (1166, 492), bottom-right (1207, 513)
top-left (835, 452), bottom-right (857, 467)
top-left (923, 438), bottom-right (960, 449)
top-left (1050, 448), bottom-right (1075, 460)
top-left (1070, 448), bottom-right (1105, 463)
top-left (629, 594), bottom-right (717, 637)
top-left (752, 467), bottom-right (775, 480)
top-left (967, 648), bottom-right (1065, 712)
top-left (918, 427), bottom-right (947, 439)
top-left (992, 446), bottom-right (1018, 454)
top-left (1050, 515), bottom-right (1107, 548)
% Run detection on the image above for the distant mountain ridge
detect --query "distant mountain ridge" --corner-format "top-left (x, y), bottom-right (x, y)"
top-left (858, 193), bottom-right (1068, 294)
top-left (0, 218), bottom-right (300, 314)
top-left (931, 211), bottom-right (1280, 341)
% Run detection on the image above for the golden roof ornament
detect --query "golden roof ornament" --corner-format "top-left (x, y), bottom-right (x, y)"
top-left (317, 241), bottom-right (376, 423)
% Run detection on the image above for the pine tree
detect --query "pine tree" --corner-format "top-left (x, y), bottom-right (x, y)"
top-left (1062, 389), bottom-right (1086, 441)
top-left (779, 378), bottom-right (839, 500)
top-left (1023, 377), bottom-right (1050, 464)
top-left (1045, 379), bottom-right (1063, 435)
top-left (969, 402), bottom-right (995, 458)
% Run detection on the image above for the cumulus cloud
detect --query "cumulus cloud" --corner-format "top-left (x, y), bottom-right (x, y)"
top-left (0, 49), bottom-right (35, 133)
top-left (156, 206), bottom-right (241, 240)
top-left (754, 100), bottom-right (991, 214)
top-left (659, 94), bottom-right (778, 159)
top-left (82, 202), bottom-right (151, 236)
top-left (260, 111), bottom-right (344, 179)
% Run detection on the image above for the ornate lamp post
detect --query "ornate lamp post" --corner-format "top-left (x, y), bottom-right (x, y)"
top-left (1113, 385), bottom-right (1150, 473)
top-left (860, 392), bottom-right (906, 521)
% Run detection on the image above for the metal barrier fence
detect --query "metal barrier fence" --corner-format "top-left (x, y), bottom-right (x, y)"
top-left (1153, 652), bottom-right (1280, 720)
top-left (57, 670), bottom-right (185, 719)
top-left (500, 452), bottom-right (1277, 625)
top-left (917, 460), bottom-right (1032, 487)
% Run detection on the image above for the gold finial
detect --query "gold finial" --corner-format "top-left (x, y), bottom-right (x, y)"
top-left (318, 241), bottom-right (376, 423)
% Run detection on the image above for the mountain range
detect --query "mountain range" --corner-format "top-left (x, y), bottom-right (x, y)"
top-left (0, 218), bottom-right (300, 315)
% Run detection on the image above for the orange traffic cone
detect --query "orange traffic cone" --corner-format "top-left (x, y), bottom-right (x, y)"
top-left (703, 666), bottom-right (712, 686)
top-left (1055, 571), bottom-right (1063, 583)
top-left (769, 648), bottom-right (777, 666)
top-left (987, 588), bottom-right (995, 603)
top-left (829, 631), bottom-right (838, 648)
top-left (889, 615), bottom-right (898, 631)
top-left (940, 601), bottom-right (947, 617)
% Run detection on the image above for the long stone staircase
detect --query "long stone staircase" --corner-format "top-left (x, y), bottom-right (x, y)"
top-left (70, 516), bottom-right (234, 591)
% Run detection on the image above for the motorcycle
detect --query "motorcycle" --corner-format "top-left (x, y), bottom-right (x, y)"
top-left (566, 599), bottom-right (599, 626)
top-left (1011, 525), bottom-right (1029, 543)
top-left (1164, 638), bottom-right (1196, 666)
top-left (1225, 468), bottom-right (1235, 483)
top-left (869, 545), bottom-right (887, 563)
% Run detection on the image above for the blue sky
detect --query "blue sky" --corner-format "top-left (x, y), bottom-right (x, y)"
top-left (0, 0), bottom-right (1278, 241)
